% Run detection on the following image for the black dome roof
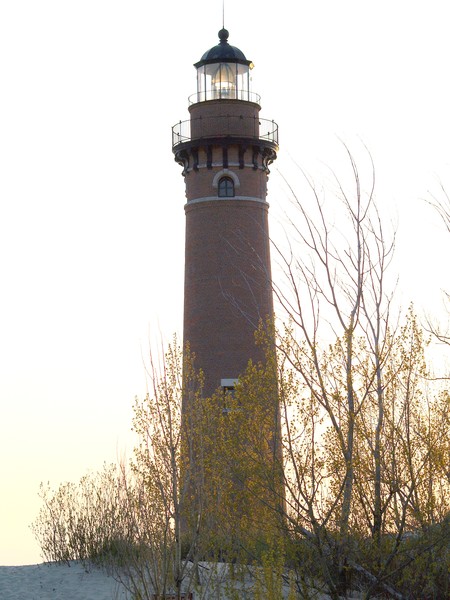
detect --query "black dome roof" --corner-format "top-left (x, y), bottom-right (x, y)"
top-left (194, 29), bottom-right (251, 68)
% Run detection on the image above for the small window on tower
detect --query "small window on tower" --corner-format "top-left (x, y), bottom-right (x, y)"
top-left (221, 378), bottom-right (238, 415)
top-left (218, 176), bottom-right (235, 198)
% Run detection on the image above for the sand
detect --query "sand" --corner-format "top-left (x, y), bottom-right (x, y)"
top-left (0, 562), bottom-right (129, 600)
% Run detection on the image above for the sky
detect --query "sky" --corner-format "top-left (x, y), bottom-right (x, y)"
top-left (1, 0), bottom-right (449, 565)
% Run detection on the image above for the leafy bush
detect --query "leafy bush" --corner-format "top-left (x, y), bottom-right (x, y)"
top-left (32, 463), bottom-right (132, 566)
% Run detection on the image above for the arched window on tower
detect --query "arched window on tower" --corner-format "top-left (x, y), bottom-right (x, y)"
top-left (218, 176), bottom-right (235, 198)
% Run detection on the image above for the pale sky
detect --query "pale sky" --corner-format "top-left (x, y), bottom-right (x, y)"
top-left (1, 0), bottom-right (449, 565)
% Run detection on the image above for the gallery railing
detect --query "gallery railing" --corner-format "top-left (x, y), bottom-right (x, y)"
top-left (172, 116), bottom-right (278, 148)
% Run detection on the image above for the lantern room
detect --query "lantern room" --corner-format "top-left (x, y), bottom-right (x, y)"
top-left (193, 28), bottom-right (256, 103)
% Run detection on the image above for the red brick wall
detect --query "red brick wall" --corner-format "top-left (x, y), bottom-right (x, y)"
top-left (189, 99), bottom-right (261, 140)
top-left (184, 197), bottom-right (273, 397)
top-left (184, 152), bottom-right (268, 201)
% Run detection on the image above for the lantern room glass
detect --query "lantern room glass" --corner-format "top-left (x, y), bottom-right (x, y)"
top-left (196, 62), bottom-right (250, 102)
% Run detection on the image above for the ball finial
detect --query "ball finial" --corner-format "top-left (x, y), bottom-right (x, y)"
top-left (218, 28), bottom-right (229, 43)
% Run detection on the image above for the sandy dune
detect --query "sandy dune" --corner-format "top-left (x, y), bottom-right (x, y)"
top-left (0, 562), bottom-right (128, 600)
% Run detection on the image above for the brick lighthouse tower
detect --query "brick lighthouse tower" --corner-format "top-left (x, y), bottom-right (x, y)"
top-left (172, 28), bottom-right (278, 399)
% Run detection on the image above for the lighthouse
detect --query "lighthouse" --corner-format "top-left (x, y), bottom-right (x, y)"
top-left (172, 29), bottom-right (278, 399)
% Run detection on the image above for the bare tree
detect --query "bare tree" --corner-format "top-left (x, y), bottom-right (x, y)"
top-left (426, 184), bottom-right (450, 347)
top-left (264, 146), bottom-right (450, 599)
top-left (270, 145), bottom-right (397, 596)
